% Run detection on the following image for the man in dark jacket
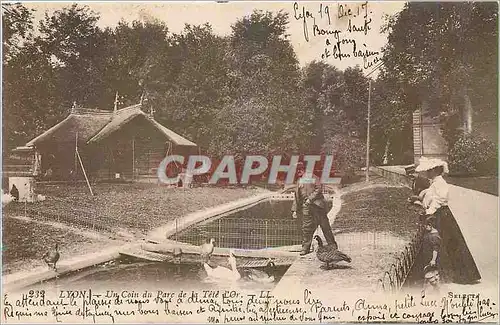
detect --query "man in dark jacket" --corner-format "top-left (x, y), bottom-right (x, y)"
top-left (291, 162), bottom-right (337, 255)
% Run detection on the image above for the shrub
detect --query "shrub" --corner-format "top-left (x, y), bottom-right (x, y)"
top-left (323, 134), bottom-right (366, 174)
top-left (448, 133), bottom-right (498, 176)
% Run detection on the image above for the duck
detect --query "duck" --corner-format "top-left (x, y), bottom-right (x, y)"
top-left (10, 185), bottom-right (19, 202)
top-left (172, 247), bottom-right (183, 276)
top-left (240, 259), bottom-right (276, 283)
top-left (42, 243), bottom-right (60, 271)
top-left (200, 238), bottom-right (215, 263)
top-left (173, 247), bottom-right (183, 263)
top-left (203, 249), bottom-right (240, 281)
top-left (173, 247), bottom-right (183, 257)
top-left (314, 235), bottom-right (351, 270)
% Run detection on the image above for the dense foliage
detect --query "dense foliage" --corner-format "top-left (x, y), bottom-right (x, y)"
top-left (448, 133), bottom-right (498, 176)
top-left (381, 2), bottom-right (498, 172)
top-left (2, 3), bottom-right (497, 174)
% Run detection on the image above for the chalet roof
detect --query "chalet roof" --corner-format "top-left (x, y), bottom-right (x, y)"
top-left (24, 104), bottom-right (197, 148)
top-left (87, 105), bottom-right (197, 146)
top-left (26, 108), bottom-right (113, 147)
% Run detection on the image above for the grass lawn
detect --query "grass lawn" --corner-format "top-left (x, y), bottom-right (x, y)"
top-left (4, 183), bottom-right (260, 235)
top-left (2, 183), bottom-right (259, 274)
top-left (327, 185), bottom-right (422, 290)
top-left (445, 175), bottom-right (498, 196)
top-left (335, 186), bottom-right (421, 238)
top-left (2, 217), bottom-right (117, 275)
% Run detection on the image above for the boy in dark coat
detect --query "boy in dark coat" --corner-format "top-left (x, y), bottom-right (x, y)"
top-left (291, 162), bottom-right (337, 255)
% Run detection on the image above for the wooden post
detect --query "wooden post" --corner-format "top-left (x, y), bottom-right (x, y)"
top-left (114, 92), bottom-right (119, 114)
top-left (218, 219), bottom-right (221, 246)
top-left (77, 149), bottom-right (94, 196)
top-left (132, 137), bottom-right (135, 181)
top-left (75, 133), bottom-right (78, 177)
top-left (265, 220), bottom-right (269, 248)
top-left (365, 79), bottom-right (371, 183)
top-left (364, 61), bottom-right (384, 182)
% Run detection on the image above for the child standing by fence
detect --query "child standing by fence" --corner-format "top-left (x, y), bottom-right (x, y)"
top-left (421, 216), bottom-right (441, 294)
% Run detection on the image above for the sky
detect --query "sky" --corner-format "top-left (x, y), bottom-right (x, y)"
top-left (25, 1), bottom-right (406, 77)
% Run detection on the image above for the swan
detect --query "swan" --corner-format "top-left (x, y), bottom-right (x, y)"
top-left (203, 250), bottom-right (240, 281)
top-left (240, 260), bottom-right (276, 283)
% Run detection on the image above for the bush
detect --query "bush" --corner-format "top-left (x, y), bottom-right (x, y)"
top-left (322, 134), bottom-right (366, 174)
top-left (448, 133), bottom-right (498, 176)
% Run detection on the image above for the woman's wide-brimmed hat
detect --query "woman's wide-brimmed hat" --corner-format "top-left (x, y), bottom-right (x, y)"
top-left (415, 157), bottom-right (449, 173)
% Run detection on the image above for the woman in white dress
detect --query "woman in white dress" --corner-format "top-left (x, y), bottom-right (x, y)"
top-left (414, 158), bottom-right (481, 284)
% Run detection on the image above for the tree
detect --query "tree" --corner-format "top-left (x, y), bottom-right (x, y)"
top-left (368, 74), bottom-right (415, 165)
top-left (153, 23), bottom-right (230, 150)
top-left (2, 3), bottom-right (35, 62)
top-left (341, 67), bottom-right (370, 138)
top-left (301, 61), bottom-right (348, 153)
top-left (214, 10), bottom-right (305, 157)
top-left (229, 10), bottom-right (299, 100)
top-left (299, 61), bottom-right (373, 170)
top-left (2, 41), bottom-right (60, 151)
top-left (100, 19), bottom-right (170, 109)
top-left (36, 4), bottom-right (107, 108)
top-left (382, 2), bottom-right (498, 145)
top-left (2, 3), bottom-right (57, 152)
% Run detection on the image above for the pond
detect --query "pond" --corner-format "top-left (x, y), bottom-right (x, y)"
top-left (27, 258), bottom-right (290, 294)
top-left (172, 199), bottom-right (331, 249)
top-left (20, 199), bottom-right (299, 295)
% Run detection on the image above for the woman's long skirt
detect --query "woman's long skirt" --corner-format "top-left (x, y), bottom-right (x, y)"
top-left (433, 206), bottom-right (481, 284)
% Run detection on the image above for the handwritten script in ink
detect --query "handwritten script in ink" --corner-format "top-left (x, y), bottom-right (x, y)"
top-left (2, 289), bottom-right (498, 323)
top-left (293, 1), bottom-right (381, 69)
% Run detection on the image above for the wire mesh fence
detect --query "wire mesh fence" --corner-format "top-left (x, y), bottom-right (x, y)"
top-left (376, 225), bottom-right (425, 292)
top-left (172, 217), bottom-right (303, 249)
top-left (10, 203), bottom-right (112, 233)
top-left (332, 231), bottom-right (413, 248)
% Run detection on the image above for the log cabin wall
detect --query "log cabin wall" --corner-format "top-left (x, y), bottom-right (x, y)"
top-left (92, 116), bottom-right (187, 181)
top-left (36, 142), bottom-right (85, 180)
top-left (412, 101), bottom-right (448, 164)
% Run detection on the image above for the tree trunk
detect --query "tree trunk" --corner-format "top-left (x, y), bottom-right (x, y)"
top-left (463, 87), bottom-right (473, 134)
top-left (382, 139), bottom-right (390, 165)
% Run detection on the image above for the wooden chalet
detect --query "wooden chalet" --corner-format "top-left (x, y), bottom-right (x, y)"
top-left (15, 104), bottom-right (198, 182)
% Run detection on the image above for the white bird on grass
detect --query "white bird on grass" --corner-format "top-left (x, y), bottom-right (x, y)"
top-left (2, 190), bottom-right (15, 207)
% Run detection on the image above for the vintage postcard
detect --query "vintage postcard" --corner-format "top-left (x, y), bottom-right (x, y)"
top-left (1, 1), bottom-right (498, 323)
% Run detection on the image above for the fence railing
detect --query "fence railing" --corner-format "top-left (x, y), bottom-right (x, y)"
top-left (376, 225), bottom-right (425, 292)
top-left (8, 204), bottom-right (112, 233)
